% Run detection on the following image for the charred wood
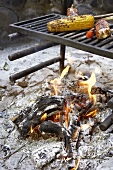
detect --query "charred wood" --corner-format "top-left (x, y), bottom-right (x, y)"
top-left (11, 96), bottom-right (65, 137)
top-left (39, 120), bottom-right (63, 138)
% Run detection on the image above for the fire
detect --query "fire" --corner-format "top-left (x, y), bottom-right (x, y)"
top-left (41, 113), bottom-right (47, 121)
top-left (85, 109), bottom-right (97, 117)
top-left (71, 156), bottom-right (81, 170)
top-left (78, 72), bottom-right (96, 104)
top-left (30, 125), bottom-right (34, 133)
top-left (64, 102), bottom-right (74, 127)
top-left (50, 65), bottom-right (70, 95)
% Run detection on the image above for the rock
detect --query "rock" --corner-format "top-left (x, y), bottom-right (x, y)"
top-left (0, 7), bottom-right (18, 30)
top-left (17, 81), bottom-right (28, 88)
top-left (76, 4), bottom-right (94, 15)
top-left (2, 0), bottom-right (26, 10)
top-left (103, 0), bottom-right (113, 12)
top-left (0, 101), bottom-right (6, 112)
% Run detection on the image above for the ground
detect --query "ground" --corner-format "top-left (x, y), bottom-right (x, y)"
top-left (0, 37), bottom-right (113, 169)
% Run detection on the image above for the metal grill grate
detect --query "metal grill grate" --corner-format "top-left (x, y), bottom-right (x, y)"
top-left (10, 13), bottom-right (113, 59)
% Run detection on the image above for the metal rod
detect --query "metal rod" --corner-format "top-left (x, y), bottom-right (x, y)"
top-left (8, 42), bottom-right (57, 61)
top-left (60, 44), bottom-right (65, 73)
top-left (99, 112), bottom-right (113, 131)
top-left (61, 0), bottom-right (73, 15)
top-left (94, 13), bottom-right (113, 19)
top-left (8, 32), bottom-right (26, 41)
top-left (9, 57), bottom-right (61, 81)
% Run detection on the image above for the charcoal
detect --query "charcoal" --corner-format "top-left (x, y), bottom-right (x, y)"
top-left (11, 96), bottom-right (65, 137)
top-left (39, 120), bottom-right (63, 138)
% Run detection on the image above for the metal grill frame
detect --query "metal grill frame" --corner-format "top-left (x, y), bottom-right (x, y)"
top-left (9, 13), bottom-right (113, 81)
top-left (10, 13), bottom-right (113, 59)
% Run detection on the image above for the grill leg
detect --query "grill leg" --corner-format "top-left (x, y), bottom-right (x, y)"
top-left (60, 44), bottom-right (65, 73)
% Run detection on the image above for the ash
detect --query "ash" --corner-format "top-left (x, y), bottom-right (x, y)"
top-left (1, 43), bottom-right (113, 170)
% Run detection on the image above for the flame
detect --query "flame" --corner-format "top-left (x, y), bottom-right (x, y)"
top-left (30, 125), bottom-right (34, 133)
top-left (78, 72), bottom-right (96, 104)
top-left (72, 127), bottom-right (80, 141)
top-left (71, 156), bottom-right (81, 170)
top-left (60, 65), bottom-right (70, 80)
top-left (50, 65), bottom-right (70, 95)
top-left (41, 113), bottom-right (47, 121)
top-left (85, 109), bottom-right (97, 117)
top-left (64, 102), bottom-right (74, 128)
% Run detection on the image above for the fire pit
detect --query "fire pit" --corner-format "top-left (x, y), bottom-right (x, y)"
top-left (9, 62), bottom-right (113, 169)
top-left (6, 8), bottom-right (113, 169)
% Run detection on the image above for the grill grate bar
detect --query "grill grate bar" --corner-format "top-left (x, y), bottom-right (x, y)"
top-left (22, 15), bottom-right (60, 28)
top-left (15, 14), bottom-right (60, 26)
top-left (97, 37), bottom-right (113, 47)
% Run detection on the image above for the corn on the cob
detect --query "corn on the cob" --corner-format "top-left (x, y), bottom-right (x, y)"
top-left (47, 15), bottom-right (95, 32)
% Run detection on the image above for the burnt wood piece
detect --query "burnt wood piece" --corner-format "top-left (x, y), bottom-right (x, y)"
top-left (99, 112), bottom-right (113, 131)
top-left (39, 120), bottom-right (63, 138)
top-left (9, 56), bottom-right (61, 81)
top-left (79, 101), bottom-right (94, 116)
top-left (8, 42), bottom-right (57, 61)
top-left (11, 96), bottom-right (65, 137)
top-left (91, 86), bottom-right (113, 95)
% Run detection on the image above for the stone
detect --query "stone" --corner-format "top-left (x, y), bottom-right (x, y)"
top-left (2, 0), bottom-right (26, 10)
top-left (102, 0), bottom-right (113, 12)
top-left (76, 4), bottom-right (94, 15)
top-left (0, 7), bottom-right (18, 32)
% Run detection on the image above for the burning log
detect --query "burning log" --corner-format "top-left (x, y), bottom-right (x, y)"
top-left (11, 96), bottom-right (65, 137)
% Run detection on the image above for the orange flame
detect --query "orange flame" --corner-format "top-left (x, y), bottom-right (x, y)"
top-left (50, 65), bottom-right (70, 95)
top-left (41, 113), bottom-right (47, 121)
top-left (85, 109), bottom-right (97, 117)
top-left (64, 102), bottom-right (74, 128)
top-left (71, 156), bottom-right (81, 170)
top-left (30, 125), bottom-right (34, 133)
top-left (78, 72), bottom-right (96, 104)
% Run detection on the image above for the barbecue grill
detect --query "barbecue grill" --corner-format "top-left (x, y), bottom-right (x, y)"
top-left (9, 13), bottom-right (113, 81)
